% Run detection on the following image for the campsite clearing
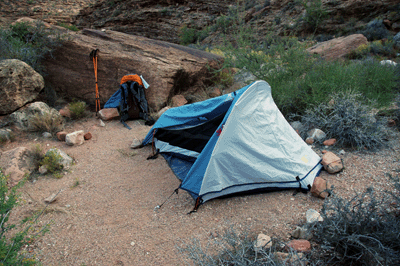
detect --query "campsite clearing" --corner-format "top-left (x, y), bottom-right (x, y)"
top-left (5, 115), bottom-right (400, 265)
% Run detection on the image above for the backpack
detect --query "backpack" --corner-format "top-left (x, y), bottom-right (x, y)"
top-left (118, 74), bottom-right (154, 128)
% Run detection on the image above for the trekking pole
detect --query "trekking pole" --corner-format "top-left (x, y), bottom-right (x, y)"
top-left (90, 49), bottom-right (101, 113)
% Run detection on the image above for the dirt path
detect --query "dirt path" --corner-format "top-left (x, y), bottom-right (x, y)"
top-left (3, 116), bottom-right (398, 266)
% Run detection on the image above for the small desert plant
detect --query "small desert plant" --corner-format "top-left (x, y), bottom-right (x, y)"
top-left (40, 150), bottom-right (63, 175)
top-left (348, 41), bottom-right (396, 59)
top-left (179, 25), bottom-right (197, 45)
top-left (361, 19), bottom-right (389, 41)
top-left (57, 22), bottom-right (79, 32)
top-left (300, 0), bottom-right (328, 33)
top-left (0, 21), bottom-right (64, 74)
top-left (30, 111), bottom-right (65, 134)
top-left (179, 228), bottom-right (306, 266)
top-left (71, 178), bottom-right (81, 188)
top-left (0, 169), bottom-right (38, 265)
top-left (311, 184), bottom-right (400, 265)
top-left (68, 100), bottom-right (87, 120)
top-left (29, 144), bottom-right (45, 170)
top-left (0, 130), bottom-right (14, 145)
top-left (300, 90), bottom-right (387, 149)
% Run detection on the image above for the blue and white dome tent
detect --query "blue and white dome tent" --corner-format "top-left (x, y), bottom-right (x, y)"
top-left (142, 80), bottom-right (322, 211)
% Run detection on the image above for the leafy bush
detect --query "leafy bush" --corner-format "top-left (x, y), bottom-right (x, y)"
top-left (300, 90), bottom-right (388, 149)
top-left (311, 184), bottom-right (400, 265)
top-left (69, 101), bottom-right (87, 120)
top-left (348, 41), bottom-right (396, 59)
top-left (300, 0), bottom-right (328, 33)
top-left (30, 111), bottom-right (65, 134)
top-left (221, 31), bottom-right (397, 116)
top-left (0, 169), bottom-right (37, 265)
top-left (40, 150), bottom-right (63, 175)
top-left (0, 21), bottom-right (64, 74)
top-left (179, 25), bottom-right (210, 45)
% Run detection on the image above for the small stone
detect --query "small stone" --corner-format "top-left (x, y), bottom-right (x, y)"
top-left (84, 132), bottom-right (92, 140)
top-left (59, 106), bottom-right (71, 118)
top-left (286, 240), bottom-right (311, 252)
top-left (254, 233), bottom-right (272, 252)
top-left (292, 226), bottom-right (312, 240)
top-left (44, 193), bottom-right (57, 204)
top-left (323, 138), bottom-right (336, 146)
top-left (98, 108), bottom-right (119, 121)
top-left (130, 242), bottom-right (135, 246)
top-left (209, 87), bottom-right (222, 98)
top-left (42, 132), bottom-right (52, 138)
top-left (338, 149), bottom-right (345, 155)
top-left (27, 199), bottom-right (33, 204)
top-left (290, 121), bottom-right (303, 131)
top-left (380, 60), bottom-right (397, 67)
top-left (310, 176), bottom-right (331, 199)
top-left (171, 95), bottom-right (188, 107)
top-left (388, 119), bottom-right (396, 127)
top-left (305, 137), bottom-right (314, 145)
top-left (274, 252), bottom-right (306, 264)
top-left (38, 165), bottom-right (48, 175)
top-left (56, 131), bottom-right (67, 141)
top-left (321, 151), bottom-right (343, 174)
top-left (157, 106), bottom-right (170, 118)
top-left (66, 130), bottom-right (85, 146)
top-left (307, 128), bottom-right (326, 142)
top-left (306, 209), bottom-right (323, 223)
top-left (99, 120), bottom-right (105, 127)
top-left (130, 138), bottom-right (142, 149)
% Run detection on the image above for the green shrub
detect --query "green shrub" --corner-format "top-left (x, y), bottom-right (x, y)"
top-left (348, 41), bottom-right (396, 59)
top-left (300, 0), bottom-right (328, 33)
top-left (30, 111), bottom-right (65, 134)
top-left (69, 101), bottom-right (87, 120)
top-left (0, 21), bottom-right (64, 74)
top-left (300, 90), bottom-right (388, 149)
top-left (29, 144), bottom-right (45, 171)
top-left (179, 25), bottom-right (210, 45)
top-left (311, 184), bottom-right (400, 265)
top-left (40, 150), bottom-right (63, 175)
top-left (179, 25), bottom-right (197, 45)
top-left (57, 23), bottom-right (79, 32)
top-left (0, 169), bottom-right (37, 265)
top-left (361, 19), bottom-right (389, 41)
top-left (223, 42), bottom-right (397, 116)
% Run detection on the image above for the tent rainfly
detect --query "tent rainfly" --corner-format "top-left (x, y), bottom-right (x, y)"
top-left (142, 80), bottom-right (322, 211)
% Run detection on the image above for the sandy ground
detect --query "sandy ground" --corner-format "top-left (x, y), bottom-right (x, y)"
top-left (2, 115), bottom-right (398, 266)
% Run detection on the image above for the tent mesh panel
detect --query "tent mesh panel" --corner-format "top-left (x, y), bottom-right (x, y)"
top-left (155, 113), bottom-right (225, 153)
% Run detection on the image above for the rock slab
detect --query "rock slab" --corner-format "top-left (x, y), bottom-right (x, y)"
top-left (307, 34), bottom-right (368, 60)
top-left (0, 147), bottom-right (35, 185)
top-left (42, 27), bottom-right (222, 112)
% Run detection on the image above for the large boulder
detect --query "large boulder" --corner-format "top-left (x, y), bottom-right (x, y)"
top-left (307, 34), bottom-right (368, 60)
top-left (0, 59), bottom-right (45, 115)
top-left (9, 102), bottom-right (63, 131)
top-left (0, 147), bottom-right (35, 186)
top-left (42, 26), bottom-right (222, 112)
